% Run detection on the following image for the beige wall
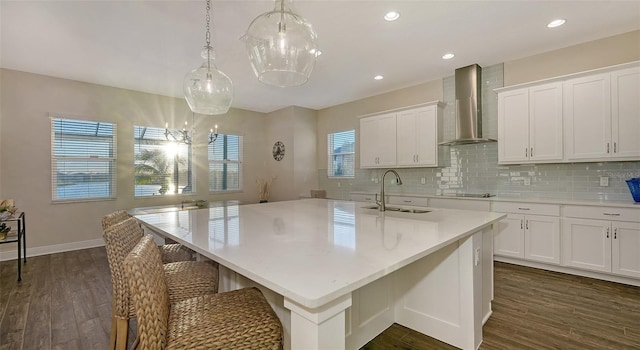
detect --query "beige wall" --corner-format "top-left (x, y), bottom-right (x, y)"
top-left (0, 69), bottom-right (267, 251)
top-left (266, 106), bottom-right (318, 202)
top-left (504, 30), bottom-right (640, 86)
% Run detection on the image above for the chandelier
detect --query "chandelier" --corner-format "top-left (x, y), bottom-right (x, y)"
top-left (243, 0), bottom-right (319, 87)
top-left (183, 0), bottom-right (233, 115)
top-left (165, 113), bottom-right (219, 145)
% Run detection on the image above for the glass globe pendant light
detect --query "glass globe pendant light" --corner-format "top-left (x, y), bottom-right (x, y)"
top-left (243, 0), bottom-right (319, 87)
top-left (184, 0), bottom-right (233, 115)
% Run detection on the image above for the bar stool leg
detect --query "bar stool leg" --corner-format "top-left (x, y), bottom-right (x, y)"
top-left (115, 318), bottom-right (129, 350)
top-left (109, 317), bottom-right (117, 350)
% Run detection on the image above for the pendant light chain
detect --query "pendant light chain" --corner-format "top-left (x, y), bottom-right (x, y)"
top-left (205, 0), bottom-right (212, 73)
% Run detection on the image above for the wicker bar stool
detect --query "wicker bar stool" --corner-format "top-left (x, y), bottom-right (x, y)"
top-left (125, 235), bottom-right (283, 350)
top-left (103, 217), bottom-right (220, 350)
top-left (102, 210), bottom-right (193, 263)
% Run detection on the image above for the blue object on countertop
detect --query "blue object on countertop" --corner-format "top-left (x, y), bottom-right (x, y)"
top-left (626, 178), bottom-right (640, 202)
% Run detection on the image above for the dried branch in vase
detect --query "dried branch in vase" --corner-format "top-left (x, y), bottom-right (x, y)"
top-left (256, 177), bottom-right (277, 202)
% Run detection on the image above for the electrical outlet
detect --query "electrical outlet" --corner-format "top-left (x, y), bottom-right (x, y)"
top-left (421, 177), bottom-right (426, 185)
top-left (374, 178), bottom-right (379, 184)
top-left (524, 178), bottom-right (531, 186)
top-left (600, 176), bottom-right (609, 187)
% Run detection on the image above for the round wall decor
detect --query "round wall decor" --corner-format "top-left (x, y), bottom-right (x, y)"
top-left (272, 141), bottom-right (285, 161)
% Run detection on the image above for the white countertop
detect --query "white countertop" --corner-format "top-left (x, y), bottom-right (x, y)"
top-left (351, 191), bottom-right (640, 208)
top-left (134, 198), bottom-right (505, 309)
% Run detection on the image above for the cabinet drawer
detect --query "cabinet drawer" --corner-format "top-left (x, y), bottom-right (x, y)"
top-left (388, 196), bottom-right (429, 207)
top-left (564, 205), bottom-right (640, 223)
top-left (429, 198), bottom-right (490, 211)
top-left (492, 202), bottom-right (560, 216)
top-left (350, 193), bottom-right (376, 203)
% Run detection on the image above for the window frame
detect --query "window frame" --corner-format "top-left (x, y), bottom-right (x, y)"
top-left (50, 115), bottom-right (117, 203)
top-left (208, 133), bottom-right (244, 193)
top-left (327, 129), bottom-right (356, 179)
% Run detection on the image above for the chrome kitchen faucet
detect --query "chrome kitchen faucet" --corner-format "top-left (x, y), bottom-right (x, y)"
top-left (376, 169), bottom-right (403, 211)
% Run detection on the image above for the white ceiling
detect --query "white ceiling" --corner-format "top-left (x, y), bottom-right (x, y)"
top-left (2, 1), bottom-right (639, 113)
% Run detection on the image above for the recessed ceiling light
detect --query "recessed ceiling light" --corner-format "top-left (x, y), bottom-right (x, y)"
top-left (442, 53), bottom-right (455, 60)
top-left (547, 19), bottom-right (566, 28)
top-left (384, 11), bottom-right (400, 21)
top-left (374, 75), bottom-right (384, 80)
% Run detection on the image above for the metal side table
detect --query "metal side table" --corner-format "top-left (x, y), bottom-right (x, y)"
top-left (0, 212), bottom-right (26, 281)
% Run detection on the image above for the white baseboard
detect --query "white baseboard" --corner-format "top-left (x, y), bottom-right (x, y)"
top-left (494, 256), bottom-right (640, 287)
top-left (0, 238), bottom-right (105, 261)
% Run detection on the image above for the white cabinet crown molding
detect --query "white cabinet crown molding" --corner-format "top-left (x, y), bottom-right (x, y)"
top-left (494, 60), bottom-right (640, 93)
top-left (356, 101), bottom-right (445, 119)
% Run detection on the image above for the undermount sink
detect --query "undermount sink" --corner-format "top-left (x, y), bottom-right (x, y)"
top-left (362, 205), bottom-right (430, 214)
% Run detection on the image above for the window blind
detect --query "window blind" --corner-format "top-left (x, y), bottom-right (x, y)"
top-left (208, 134), bottom-right (243, 192)
top-left (51, 117), bottom-right (117, 202)
top-left (327, 130), bottom-right (355, 178)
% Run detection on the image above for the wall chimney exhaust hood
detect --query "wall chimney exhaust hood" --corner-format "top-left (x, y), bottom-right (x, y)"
top-left (439, 64), bottom-right (496, 146)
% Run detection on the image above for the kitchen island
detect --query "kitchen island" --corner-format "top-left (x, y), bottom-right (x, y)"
top-left (134, 198), bottom-right (505, 350)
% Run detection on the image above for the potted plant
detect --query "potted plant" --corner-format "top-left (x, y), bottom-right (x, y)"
top-left (0, 223), bottom-right (10, 241)
top-left (0, 201), bottom-right (17, 220)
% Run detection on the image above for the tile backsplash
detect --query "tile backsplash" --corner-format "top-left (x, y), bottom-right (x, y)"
top-left (318, 63), bottom-right (640, 202)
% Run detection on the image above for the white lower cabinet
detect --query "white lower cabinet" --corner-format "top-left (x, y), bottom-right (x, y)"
top-left (612, 221), bottom-right (640, 278)
top-left (494, 213), bottom-right (560, 264)
top-left (492, 202), bottom-right (561, 265)
top-left (494, 214), bottom-right (525, 259)
top-left (563, 218), bottom-right (640, 278)
top-left (524, 215), bottom-right (561, 265)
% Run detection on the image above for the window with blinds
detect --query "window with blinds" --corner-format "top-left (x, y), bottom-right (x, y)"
top-left (208, 134), bottom-right (243, 192)
top-left (134, 126), bottom-right (193, 197)
top-left (327, 130), bottom-right (355, 178)
top-left (51, 117), bottom-right (117, 202)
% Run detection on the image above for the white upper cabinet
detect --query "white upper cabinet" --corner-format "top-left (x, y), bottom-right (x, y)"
top-left (564, 73), bottom-right (612, 160)
top-left (498, 88), bottom-right (529, 163)
top-left (611, 66), bottom-right (640, 159)
top-left (359, 102), bottom-right (443, 169)
top-left (360, 113), bottom-right (397, 168)
top-left (498, 61), bottom-right (639, 164)
top-left (396, 105), bottom-right (442, 167)
top-left (565, 64), bottom-right (640, 161)
top-left (497, 82), bottom-right (563, 164)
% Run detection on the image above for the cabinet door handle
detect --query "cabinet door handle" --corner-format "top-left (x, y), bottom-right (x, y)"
top-left (614, 228), bottom-right (617, 239)
top-left (604, 213), bottom-right (621, 216)
top-left (525, 148), bottom-right (528, 158)
top-left (614, 142), bottom-right (617, 153)
top-left (607, 143), bottom-right (610, 154)
top-left (518, 207), bottom-right (530, 211)
top-left (530, 148), bottom-right (533, 157)
top-left (403, 200), bottom-right (412, 203)
top-left (521, 220), bottom-right (523, 230)
top-left (416, 154), bottom-right (419, 163)
top-left (525, 220), bottom-right (529, 230)
top-left (606, 227), bottom-right (610, 238)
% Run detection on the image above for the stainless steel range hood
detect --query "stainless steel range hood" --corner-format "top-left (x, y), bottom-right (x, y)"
top-left (439, 64), bottom-right (496, 146)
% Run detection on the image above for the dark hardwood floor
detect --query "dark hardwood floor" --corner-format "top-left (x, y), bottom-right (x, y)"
top-left (1, 247), bottom-right (639, 349)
